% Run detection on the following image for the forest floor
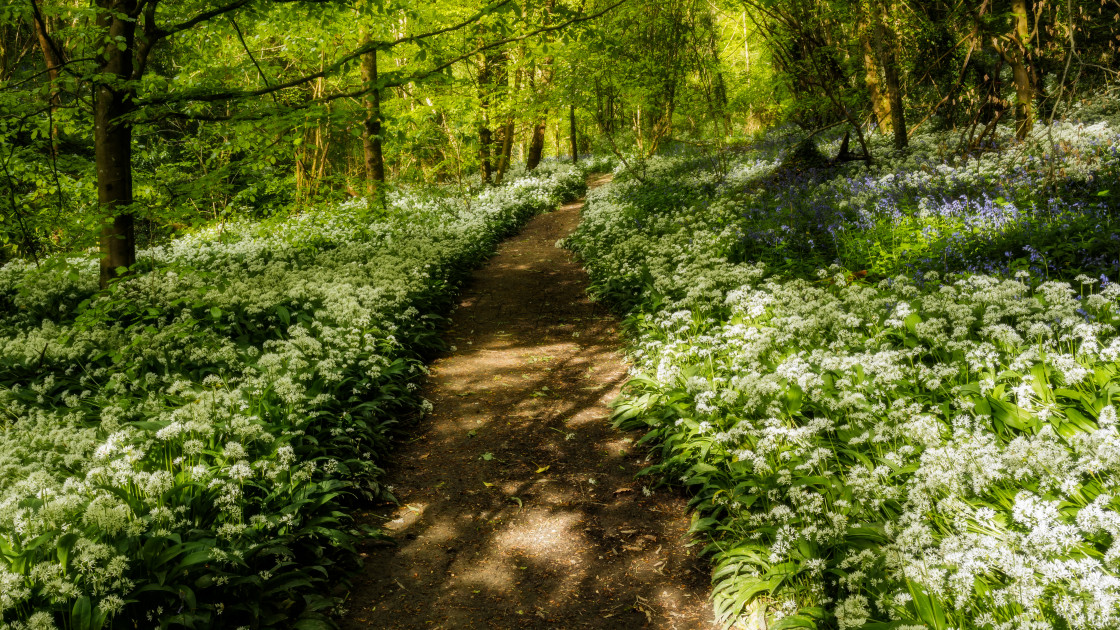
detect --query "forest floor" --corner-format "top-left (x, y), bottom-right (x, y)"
top-left (341, 175), bottom-right (718, 629)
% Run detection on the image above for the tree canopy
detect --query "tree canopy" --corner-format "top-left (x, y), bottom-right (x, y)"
top-left (0, 0), bottom-right (1117, 276)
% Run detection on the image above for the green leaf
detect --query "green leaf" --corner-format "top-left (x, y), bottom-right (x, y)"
top-left (56, 532), bottom-right (80, 573)
top-left (907, 579), bottom-right (948, 630)
top-left (904, 312), bottom-right (922, 333)
top-left (688, 516), bottom-right (719, 534)
top-left (987, 395), bottom-right (1036, 432)
top-left (71, 597), bottom-right (92, 630)
top-left (771, 615), bottom-right (817, 629)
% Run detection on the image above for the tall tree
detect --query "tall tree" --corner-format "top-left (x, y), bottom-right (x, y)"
top-left (525, 57), bottom-right (549, 171)
top-left (861, 12), bottom-right (891, 134)
top-left (28, 1), bottom-right (63, 150)
top-left (569, 102), bottom-right (578, 162)
top-left (871, 0), bottom-right (907, 149)
top-left (476, 48), bottom-right (498, 184)
top-left (1000, 0), bottom-right (1036, 139)
top-left (494, 48), bottom-right (521, 184)
top-left (743, 0), bottom-right (874, 160)
top-left (361, 39), bottom-right (386, 193)
top-left (93, 0), bottom-right (143, 288)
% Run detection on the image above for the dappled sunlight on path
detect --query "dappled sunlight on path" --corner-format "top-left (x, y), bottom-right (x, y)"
top-left (342, 175), bottom-right (718, 629)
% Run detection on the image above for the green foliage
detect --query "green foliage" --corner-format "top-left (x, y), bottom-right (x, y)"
top-left (0, 164), bottom-right (585, 628)
top-left (566, 118), bottom-right (1120, 629)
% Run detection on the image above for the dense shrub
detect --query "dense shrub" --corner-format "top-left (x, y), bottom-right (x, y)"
top-left (566, 121), bottom-right (1120, 629)
top-left (0, 163), bottom-right (585, 629)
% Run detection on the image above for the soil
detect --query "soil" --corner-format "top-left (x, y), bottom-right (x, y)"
top-left (341, 174), bottom-right (719, 630)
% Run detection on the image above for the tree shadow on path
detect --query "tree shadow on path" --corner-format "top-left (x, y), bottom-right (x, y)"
top-left (342, 176), bottom-right (720, 630)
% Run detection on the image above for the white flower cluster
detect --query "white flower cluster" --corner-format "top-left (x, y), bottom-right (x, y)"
top-left (0, 162), bottom-right (585, 626)
top-left (567, 122), bottom-right (1120, 629)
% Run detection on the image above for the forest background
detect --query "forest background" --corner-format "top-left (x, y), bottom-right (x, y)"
top-left (2, 0), bottom-right (1115, 286)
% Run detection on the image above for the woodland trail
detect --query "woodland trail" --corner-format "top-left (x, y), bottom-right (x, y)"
top-left (341, 175), bottom-right (719, 629)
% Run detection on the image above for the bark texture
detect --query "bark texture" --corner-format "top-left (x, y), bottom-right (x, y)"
top-left (997, 0), bottom-right (1034, 139)
top-left (526, 122), bottom-right (546, 171)
top-left (95, 0), bottom-right (138, 288)
top-left (361, 45), bottom-right (386, 194)
top-left (569, 104), bottom-right (578, 164)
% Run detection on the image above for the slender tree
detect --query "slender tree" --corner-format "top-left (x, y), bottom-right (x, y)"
top-left (873, 0), bottom-right (907, 149)
top-left (93, 0), bottom-right (142, 287)
top-left (28, 1), bottom-right (63, 151)
top-left (569, 102), bottom-right (578, 163)
top-left (1002, 0), bottom-right (1036, 139)
top-left (476, 49), bottom-right (497, 184)
top-left (361, 39), bottom-right (386, 193)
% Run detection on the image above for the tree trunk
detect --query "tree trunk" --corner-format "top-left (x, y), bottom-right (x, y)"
top-left (635, 106), bottom-right (643, 154)
top-left (1009, 0), bottom-right (1033, 139)
top-left (526, 122), bottom-right (546, 171)
top-left (703, 17), bottom-right (731, 133)
top-left (361, 44), bottom-right (385, 195)
top-left (569, 104), bottom-right (578, 164)
top-left (711, 69), bottom-right (730, 133)
top-left (495, 121), bottom-right (515, 183)
top-left (524, 55), bottom-right (551, 172)
top-left (30, 2), bottom-right (63, 151)
top-left (494, 62), bottom-right (521, 184)
top-left (862, 30), bottom-right (891, 133)
top-left (1009, 56), bottom-right (1032, 139)
top-left (478, 123), bottom-right (493, 184)
top-left (864, 1), bottom-right (906, 148)
top-left (95, 0), bottom-right (138, 289)
top-left (477, 52), bottom-right (498, 184)
top-left (0, 26), bottom-right (8, 81)
top-left (880, 21), bottom-right (907, 149)
top-left (595, 78), bottom-right (605, 131)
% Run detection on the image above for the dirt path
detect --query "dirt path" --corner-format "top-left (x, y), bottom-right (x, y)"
top-left (342, 175), bottom-right (718, 630)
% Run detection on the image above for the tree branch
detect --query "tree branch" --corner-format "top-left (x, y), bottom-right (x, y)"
top-left (0, 57), bottom-right (98, 93)
top-left (228, 14), bottom-right (277, 101)
top-left (138, 0), bottom-right (617, 109)
top-left (28, 0), bottom-right (68, 70)
top-left (151, 0), bottom-right (254, 41)
top-left (318, 0), bottom-right (629, 104)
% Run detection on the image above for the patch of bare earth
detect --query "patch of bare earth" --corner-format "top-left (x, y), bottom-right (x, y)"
top-left (342, 175), bottom-right (718, 630)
